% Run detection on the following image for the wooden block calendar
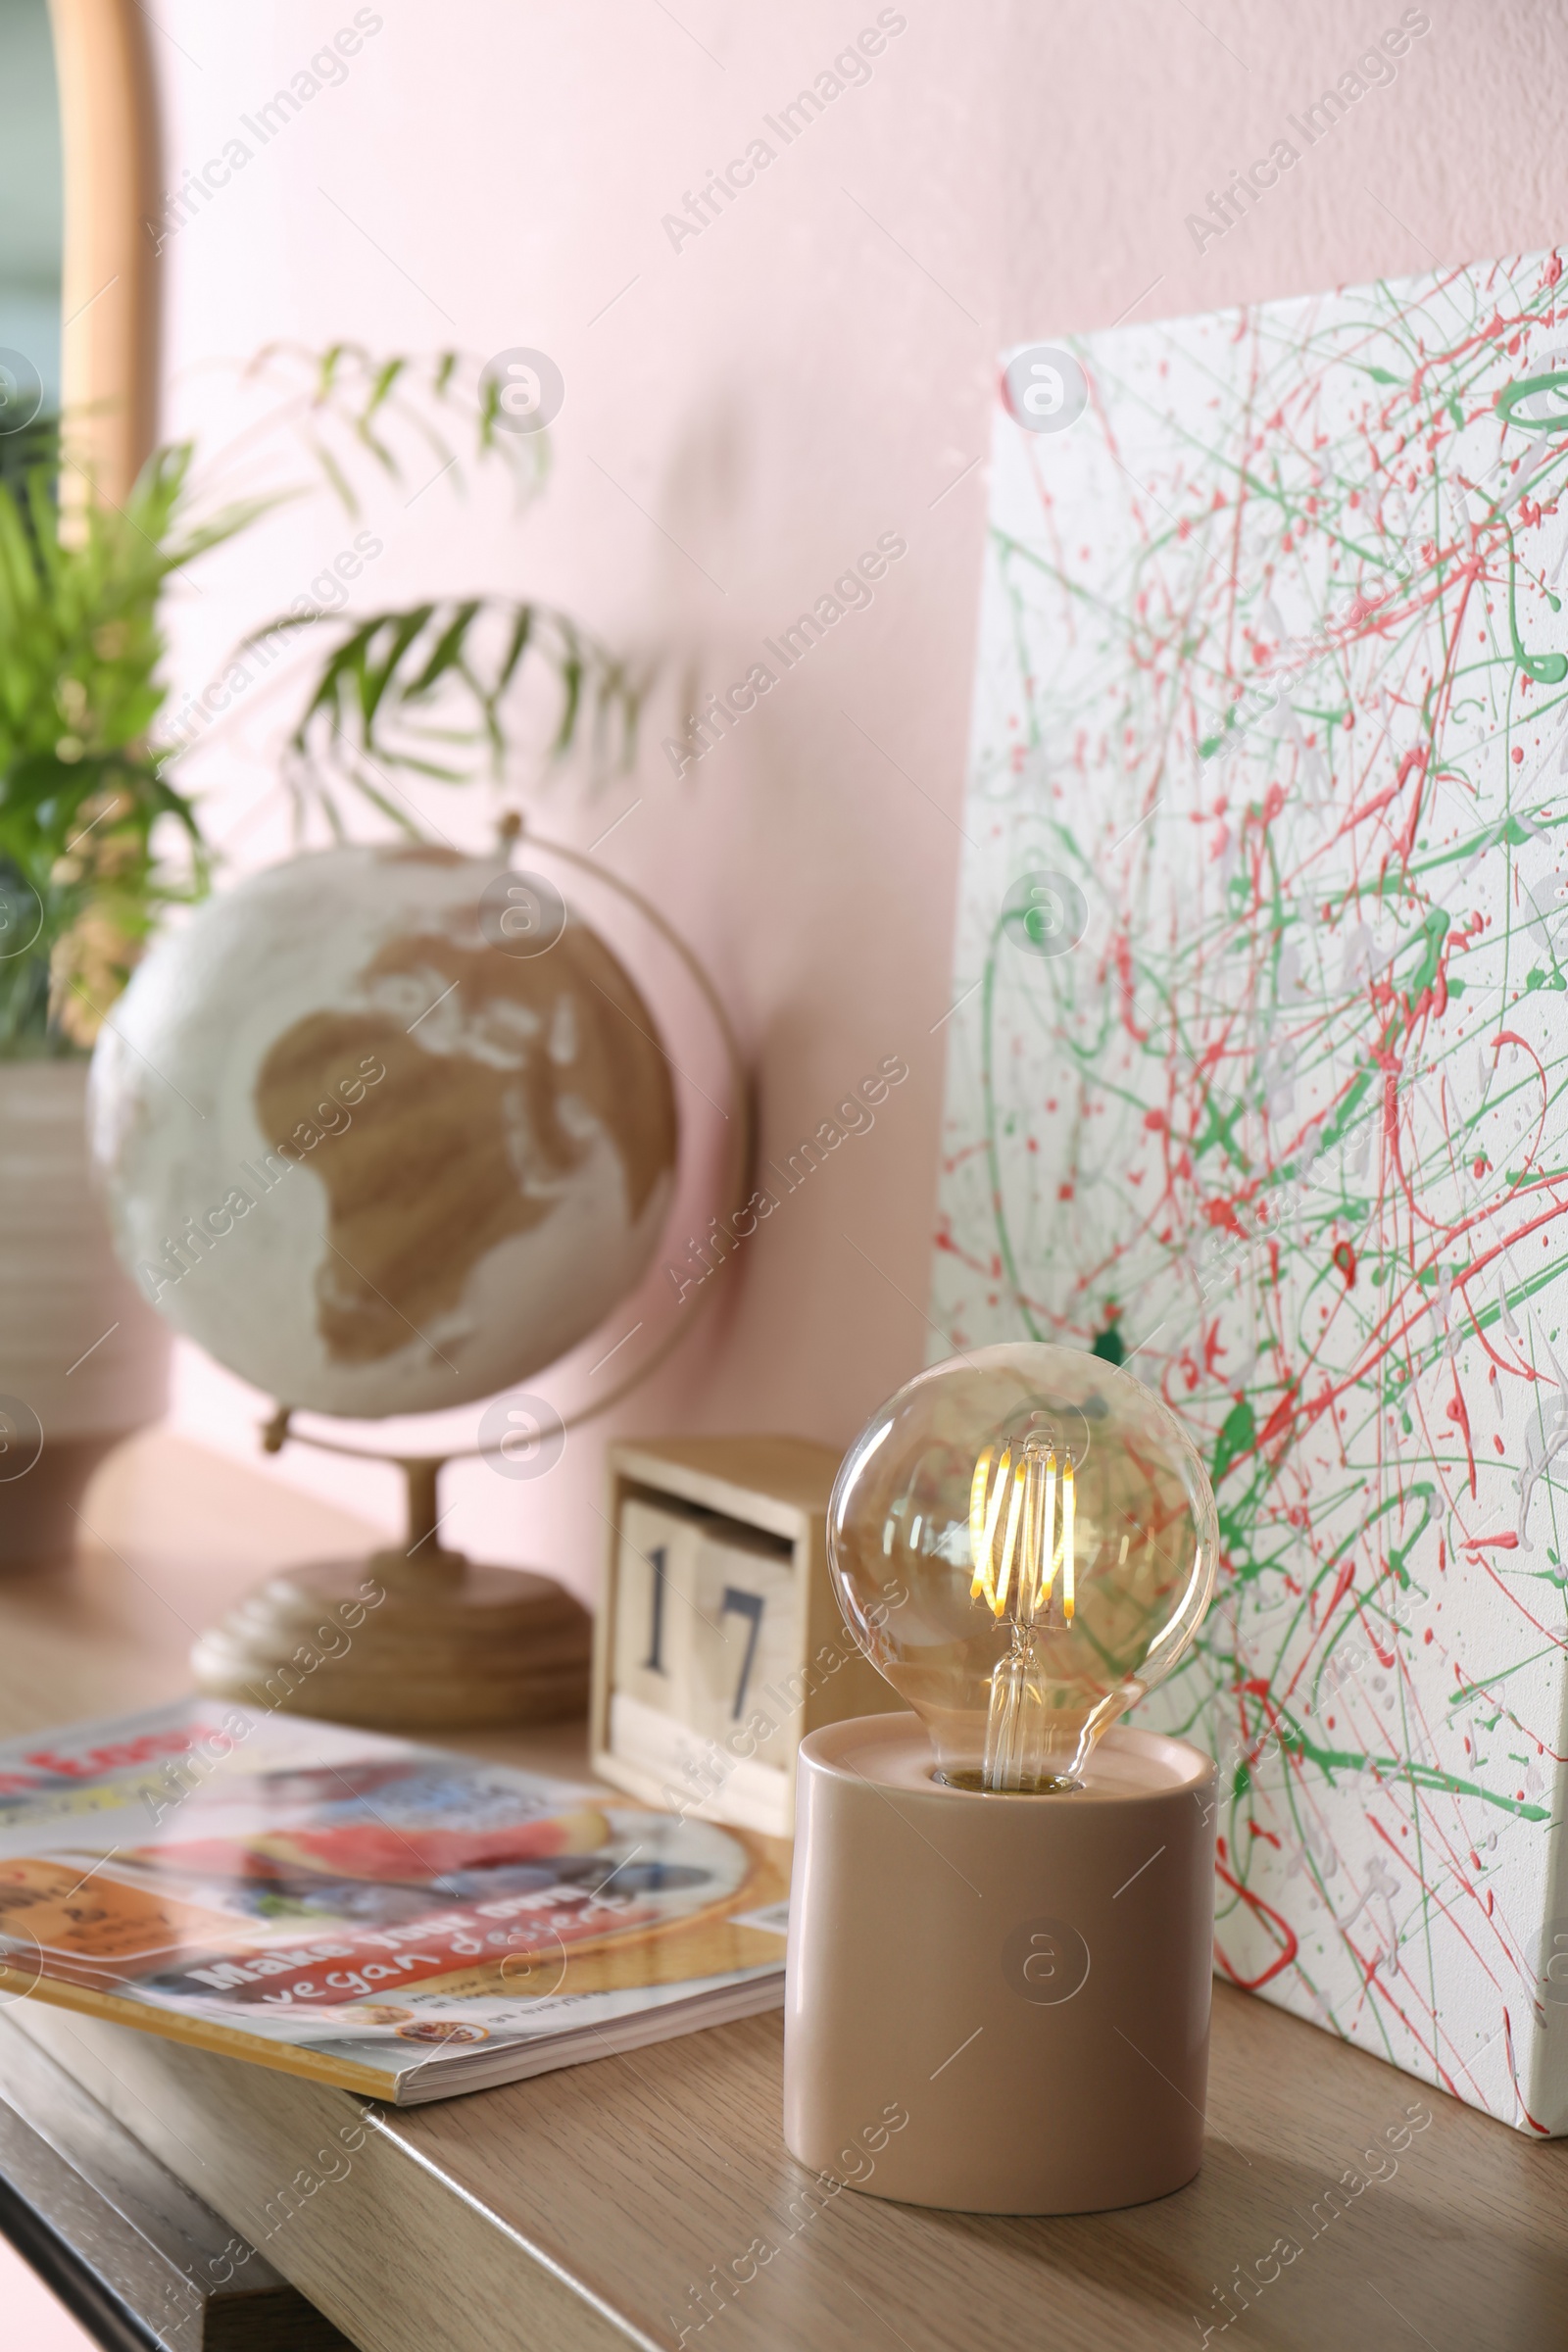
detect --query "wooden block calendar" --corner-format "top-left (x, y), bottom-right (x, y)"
top-left (591, 1437), bottom-right (902, 1836)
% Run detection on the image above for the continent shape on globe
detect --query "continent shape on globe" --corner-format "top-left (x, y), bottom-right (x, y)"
top-left (255, 918), bottom-right (675, 1367)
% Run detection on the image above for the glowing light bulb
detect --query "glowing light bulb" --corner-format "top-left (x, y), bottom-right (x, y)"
top-left (829, 1342), bottom-right (1218, 1792)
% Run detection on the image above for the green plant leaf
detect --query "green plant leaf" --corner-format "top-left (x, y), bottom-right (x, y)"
top-left (276, 596), bottom-right (646, 832)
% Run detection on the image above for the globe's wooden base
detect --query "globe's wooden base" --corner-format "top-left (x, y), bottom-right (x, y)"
top-left (189, 1546), bottom-right (592, 1731)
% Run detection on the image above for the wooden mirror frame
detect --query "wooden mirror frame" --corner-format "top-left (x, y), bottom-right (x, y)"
top-left (49, 0), bottom-right (159, 501)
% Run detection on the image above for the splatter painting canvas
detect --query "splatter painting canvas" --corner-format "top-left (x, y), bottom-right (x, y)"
top-left (934, 251), bottom-right (1568, 2133)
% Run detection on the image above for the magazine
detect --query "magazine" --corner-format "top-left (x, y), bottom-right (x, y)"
top-left (0, 1700), bottom-right (789, 2104)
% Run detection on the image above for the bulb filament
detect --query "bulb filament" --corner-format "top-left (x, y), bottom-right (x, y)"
top-left (969, 1438), bottom-right (1074, 1628)
top-left (968, 1438), bottom-right (1077, 1792)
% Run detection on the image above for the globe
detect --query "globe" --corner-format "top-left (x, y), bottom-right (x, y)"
top-left (88, 846), bottom-right (680, 1419)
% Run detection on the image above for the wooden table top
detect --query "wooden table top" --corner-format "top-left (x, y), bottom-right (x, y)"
top-left (1, 1429), bottom-right (1564, 2352)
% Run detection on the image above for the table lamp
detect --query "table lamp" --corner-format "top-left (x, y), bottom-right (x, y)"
top-left (783, 1341), bottom-right (1219, 2214)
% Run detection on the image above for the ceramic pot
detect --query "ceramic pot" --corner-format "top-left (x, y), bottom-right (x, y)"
top-left (0, 1061), bottom-right (170, 1564)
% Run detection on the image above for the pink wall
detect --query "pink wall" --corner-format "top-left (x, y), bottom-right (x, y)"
top-left (0, 2237), bottom-right (98, 2348)
top-left (148, 0), bottom-right (1563, 1599)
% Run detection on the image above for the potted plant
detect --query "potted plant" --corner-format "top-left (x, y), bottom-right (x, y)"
top-left (0, 352), bottom-right (641, 1562)
top-left (0, 437), bottom-right (265, 1559)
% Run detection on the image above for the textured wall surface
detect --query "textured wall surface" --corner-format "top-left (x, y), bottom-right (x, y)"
top-left (143, 1), bottom-right (1567, 1595)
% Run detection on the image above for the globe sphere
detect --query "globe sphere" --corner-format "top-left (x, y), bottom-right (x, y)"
top-left (89, 846), bottom-right (679, 1417)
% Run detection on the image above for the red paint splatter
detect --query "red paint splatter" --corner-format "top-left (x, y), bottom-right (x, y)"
top-left (1447, 1372), bottom-right (1477, 1499)
top-left (1213, 1861), bottom-right (1298, 1989)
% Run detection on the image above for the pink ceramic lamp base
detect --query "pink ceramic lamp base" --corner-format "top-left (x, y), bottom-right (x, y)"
top-left (783, 1712), bottom-right (1217, 2214)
